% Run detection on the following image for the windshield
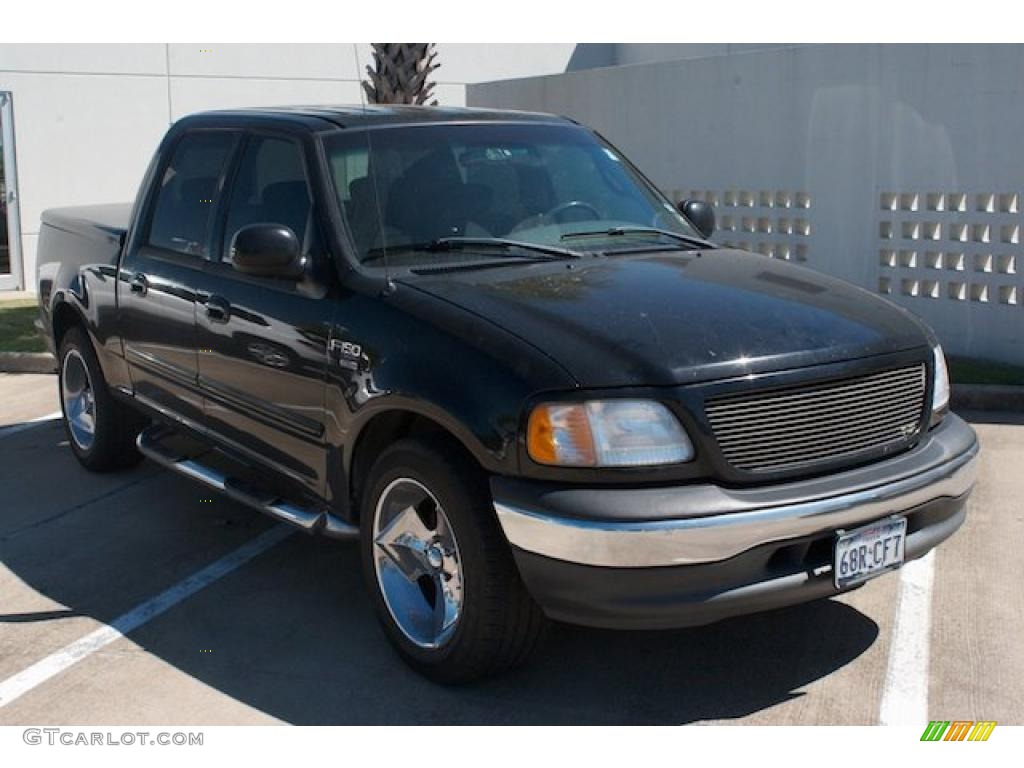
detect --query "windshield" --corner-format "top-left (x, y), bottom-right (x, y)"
top-left (324, 122), bottom-right (701, 266)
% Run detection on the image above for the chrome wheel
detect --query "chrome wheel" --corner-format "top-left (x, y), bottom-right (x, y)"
top-left (61, 348), bottom-right (96, 451)
top-left (372, 477), bottom-right (464, 649)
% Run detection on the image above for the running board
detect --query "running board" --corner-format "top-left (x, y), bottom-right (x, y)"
top-left (136, 426), bottom-right (358, 540)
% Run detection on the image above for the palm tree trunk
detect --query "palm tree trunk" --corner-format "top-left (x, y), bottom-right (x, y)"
top-left (362, 43), bottom-right (440, 105)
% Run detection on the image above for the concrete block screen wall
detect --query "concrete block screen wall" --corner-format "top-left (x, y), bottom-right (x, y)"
top-left (468, 44), bottom-right (1024, 366)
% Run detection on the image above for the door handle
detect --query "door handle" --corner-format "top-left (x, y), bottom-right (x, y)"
top-left (204, 295), bottom-right (231, 323)
top-left (129, 273), bottom-right (148, 296)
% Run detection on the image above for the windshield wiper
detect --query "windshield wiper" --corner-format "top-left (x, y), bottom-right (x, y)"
top-left (364, 237), bottom-right (580, 264)
top-left (560, 226), bottom-right (712, 250)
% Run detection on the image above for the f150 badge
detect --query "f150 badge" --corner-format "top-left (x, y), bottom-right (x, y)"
top-left (330, 339), bottom-right (364, 371)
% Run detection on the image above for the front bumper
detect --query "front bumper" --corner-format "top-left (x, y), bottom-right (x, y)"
top-left (493, 414), bottom-right (978, 629)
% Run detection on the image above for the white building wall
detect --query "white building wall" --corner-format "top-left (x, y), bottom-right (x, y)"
top-left (0, 43), bottom-right (577, 289)
top-left (469, 44), bottom-right (1024, 366)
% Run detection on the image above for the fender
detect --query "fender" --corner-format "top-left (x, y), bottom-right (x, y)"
top-left (320, 282), bottom-right (578, 518)
top-left (37, 206), bottom-right (132, 393)
top-left (45, 265), bottom-right (130, 392)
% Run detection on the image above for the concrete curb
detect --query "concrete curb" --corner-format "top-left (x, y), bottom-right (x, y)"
top-left (0, 351), bottom-right (57, 374)
top-left (952, 383), bottom-right (1024, 413)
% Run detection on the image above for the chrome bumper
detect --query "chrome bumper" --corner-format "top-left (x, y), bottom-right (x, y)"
top-left (494, 415), bottom-right (979, 569)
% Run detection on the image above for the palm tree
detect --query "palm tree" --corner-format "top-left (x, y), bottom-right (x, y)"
top-left (362, 43), bottom-right (440, 105)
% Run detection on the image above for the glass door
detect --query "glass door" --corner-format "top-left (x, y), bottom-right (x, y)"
top-left (1, 92), bottom-right (24, 291)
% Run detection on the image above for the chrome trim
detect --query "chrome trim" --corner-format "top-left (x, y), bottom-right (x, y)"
top-left (60, 347), bottom-right (96, 451)
top-left (322, 514), bottom-right (361, 539)
top-left (371, 477), bottom-right (464, 649)
top-left (136, 425), bottom-right (358, 540)
top-left (495, 440), bottom-right (978, 568)
top-left (133, 392), bottom-right (310, 488)
top-left (706, 364), bottom-right (927, 473)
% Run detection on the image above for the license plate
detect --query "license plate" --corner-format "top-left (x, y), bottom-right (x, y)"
top-left (834, 517), bottom-right (907, 588)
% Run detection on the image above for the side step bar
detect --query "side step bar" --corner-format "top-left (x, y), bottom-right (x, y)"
top-left (137, 426), bottom-right (358, 540)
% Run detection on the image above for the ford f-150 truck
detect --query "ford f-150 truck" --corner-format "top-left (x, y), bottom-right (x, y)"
top-left (36, 106), bottom-right (979, 682)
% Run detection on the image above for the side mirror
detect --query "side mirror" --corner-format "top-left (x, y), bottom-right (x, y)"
top-left (678, 199), bottom-right (715, 239)
top-left (230, 223), bottom-right (303, 278)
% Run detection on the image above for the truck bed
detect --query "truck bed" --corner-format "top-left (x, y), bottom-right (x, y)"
top-left (41, 203), bottom-right (132, 246)
top-left (36, 203), bottom-right (133, 356)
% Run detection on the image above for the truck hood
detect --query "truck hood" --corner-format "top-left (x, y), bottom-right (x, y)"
top-left (401, 249), bottom-right (931, 387)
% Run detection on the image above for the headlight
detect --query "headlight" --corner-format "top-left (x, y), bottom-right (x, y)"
top-left (527, 400), bottom-right (694, 467)
top-left (931, 344), bottom-right (950, 415)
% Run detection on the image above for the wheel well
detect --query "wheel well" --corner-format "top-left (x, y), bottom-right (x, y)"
top-left (51, 301), bottom-right (85, 351)
top-left (348, 411), bottom-right (480, 519)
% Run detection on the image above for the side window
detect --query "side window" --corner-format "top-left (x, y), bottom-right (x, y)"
top-left (223, 136), bottom-right (311, 263)
top-left (330, 145), bottom-right (370, 207)
top-left (148, 132), bottom-right (236, 257)
top-left (329, 144), bottom-right (378, 252)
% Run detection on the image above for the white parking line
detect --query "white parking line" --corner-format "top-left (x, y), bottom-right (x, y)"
top-left (0, 410), bottom-right (63, 439)
top-left (0, 524), bottom-right (294, 710)
top-left (878, 550), bottom-right (936, 725)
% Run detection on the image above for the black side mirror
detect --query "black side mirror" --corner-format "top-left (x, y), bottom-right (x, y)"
top-left (230, 223), bottom-right (303, 278)
top-left (678, 199), bottom-right (715, 239)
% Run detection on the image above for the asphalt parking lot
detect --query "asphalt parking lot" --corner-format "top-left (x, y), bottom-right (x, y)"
top-left (1, 371), bottom-right (1022, 725)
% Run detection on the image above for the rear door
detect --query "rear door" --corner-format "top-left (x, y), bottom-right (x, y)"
top-left (194, 130), bottom-right (335, 495)
top-left (120, 129), bottom-right (239, 423)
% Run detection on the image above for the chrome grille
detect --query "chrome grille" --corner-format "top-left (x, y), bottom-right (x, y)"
top-left (705, 365), bottom-right (927, 473)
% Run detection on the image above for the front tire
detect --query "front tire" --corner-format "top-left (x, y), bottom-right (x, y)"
top-left (58, 326), bottom-right (144, 471)
top-left (359, 437), bottom-right (546, 683)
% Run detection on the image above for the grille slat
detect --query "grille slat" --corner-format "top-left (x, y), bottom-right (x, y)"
top-left (739, 432), bottom-right (913, 470)
top-left (708, 396), bottom-right (922, 432)
top-left (721, 419), bottom-right (917, 460)
top-left (706, 381), bottom-right (923, 421)
top-left (716, 407), bottom-right (923, 451)
top-left (706, 364), bottom-right (927, 473)
top-left (706, 370), bottom-right (925, 417)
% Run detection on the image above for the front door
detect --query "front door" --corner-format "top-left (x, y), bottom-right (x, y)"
top-left (195, 132), bottom-right (333, 495)
top-left (120, 129), bottom-right (239, 423)
top-left (0, 92), bottom-right (24, 291)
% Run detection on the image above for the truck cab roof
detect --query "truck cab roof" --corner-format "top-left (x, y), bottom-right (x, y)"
top-left (181, 104), bottom-right (574, 131)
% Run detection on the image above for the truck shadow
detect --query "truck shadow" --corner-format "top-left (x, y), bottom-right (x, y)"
top-left (1, 422), bottom-right (879, 725)
top-left (143, 536), bottom-right (880, 725)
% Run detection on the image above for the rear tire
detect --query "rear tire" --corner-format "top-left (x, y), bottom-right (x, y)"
top-left (359, 437), bottom-right (547, 683)
top-left (58, 326), bottom-right (144, 471)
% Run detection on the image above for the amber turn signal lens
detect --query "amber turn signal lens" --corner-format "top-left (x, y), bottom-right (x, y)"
top-left (527, 403), bottom-right (597, 466)
top-left (528, 400), bottom-right (694, 467)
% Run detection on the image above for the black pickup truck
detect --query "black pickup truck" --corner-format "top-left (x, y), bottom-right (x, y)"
top-left (37, 106), bottom-right (978, 682)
